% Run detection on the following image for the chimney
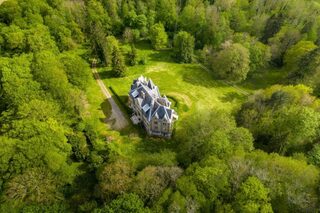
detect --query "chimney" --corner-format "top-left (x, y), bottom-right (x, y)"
top-left (140, 91), bottom-right (145, 99)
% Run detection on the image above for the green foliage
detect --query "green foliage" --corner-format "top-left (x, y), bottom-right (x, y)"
top-left (177, 110), bottom-right (253, 166)
top-left (268, 26), bottom-right (301, 66)
top-left (237, 85), bottom-right (320, 154)
top-left (308, 144), bottom-right (320, 166)
top-left (230, 151), bottom-right (320, 211)
top-left (173, 31), bottom-right (195, 63)
top-left (68, 131), bottom-right (90, 161)
top-left (234, 176), bottom-right (273, 213)
top-left (233, 33), bottom-right (271, 73)
top-left (2, 0), bottom-right (320, 211)
top-left (149, 23), bottom-right (168, 50)
top-left (60, 53), bottom-right (92, 90)
top-left (112, 47), bottom-right (126, 77)
top-left (156, 0), bottom-right (177, 30)
top-left (176, 156), bottom-right (231, 211)
top-left (211, 43), bottom-right (250, 82)
top-left (4, 168), bottom-right (62, 204)
top-left (288, 47), bottom-right (320, 92)
top-left (26, 25), bottom-right (59, 53)
top-left (179, 0), bottom-right (206, 37)
top-left (0, 55), bottom-right (42, 107)
top-left (284, 41), bottom-right (317, 70)
top-left (102, 193), bottom-right (149, 213)
top-left (128, 44), bottom-right (138, 66)
top-left (132, 166), bottom-right (183, 205)
top-left (105, 36), bottom-right (120, 66)
top-left (0, 25), bottom-right (25, 53)
top-left (97, 160), bottom-right (134, 200)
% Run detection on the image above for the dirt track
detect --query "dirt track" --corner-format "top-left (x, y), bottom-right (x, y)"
top-left (92, 68), bottom-right (128, 130)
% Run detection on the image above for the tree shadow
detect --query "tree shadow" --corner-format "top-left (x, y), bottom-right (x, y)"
top-left (100, 100), bottom-right (111, 118)
top-left (239, 69), bottom-right (287, 90)
top-left (181, 66), bottom-right (222, 88)
top-left (148, 50), bottom-right (173, 63)
top-left (98, 70), bottom-right (117, 80)
top-left (135, 40), bottom-right (153, 50)
top-left (66, 164), bottom-right (98, 209)
top-left (221, 92), bottom-right (246, 103)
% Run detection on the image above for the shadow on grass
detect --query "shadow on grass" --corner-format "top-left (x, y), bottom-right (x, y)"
top-left (66, 165), bottom-right (97, 209)
top-left (135, 133), bottom-right (177, 153)
top-left (221, 92), bottom-right (246, 103)
top-left (135, 40), bottom-right (153, 50)
top-left (100, 99), bottom-right (111, 118)
top-left (97, 69), bottom-right (117, 80)
top-left (239, 69), bottom-right (287, 90)
top-left (181, 66), bottom-right (222, 88)
top-left (148, 50), bottom-right (173, 63)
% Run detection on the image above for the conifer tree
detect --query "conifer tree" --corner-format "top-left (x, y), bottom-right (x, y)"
top-left (128, 44), bottom-right (138, 66)
top-left (112, 47), bottom-right (126, 77)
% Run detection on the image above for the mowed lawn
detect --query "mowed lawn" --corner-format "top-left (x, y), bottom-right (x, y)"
top-left (95, 41), bottom-right (287, 167)
top-left (98, 41), bottom-right (248, 123)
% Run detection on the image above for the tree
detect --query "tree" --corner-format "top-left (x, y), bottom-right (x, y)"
top-left (128, 44), bottom-right (138, 66)
top-left (284, 40), bottom-right (317, 70)
top-left (0, 55), bottom-right (42, 107)
top-left (97, 160), bottom-right (134, 200)
top-left (177, 110), bottom-right (253, 166)
top-left (173, 31), bottom-right (195, 63)
top-left (26, 25), bottom-right (58, 53)
top-left (179, 0), bottom-right (206, 37)
top-left (133, 166), bottom-right (183, 205)
top-left (4, 168), bottom-right (62, 204)
top-left (105, 36), bottom-right (120, 66)
top-left (233, 33), bottom-right (271, 72)
top-left (269, 26), bottom-right (301, 66)
top-left (32, 51), bottom-right (78, 111)
top-left (230, 151), bottom-right (320, 212)
top-left (308, 144), bottom-right (320, 166)
top-left (149, 23), bottom-right (168, 50)
top-left (176, 156), bottom-right (231, 211)
top-left (0, 25), bottom-right (25, 53)
top-left (112, 47), bottom-right (126, 77)
top-left (237, 85), bottom-right (320, 154)
top-left (86, 0), bottom-right (111, 64)
top-left (211, 43), bottom-right (250, 82)
top-left (60, 53), bottom-right (92, 90)
top-left (234, 176), bottom-right (273, 213)
top-left (156, 0), bottom-right (177, 30)
top-left (249, 42), bottom-right (271, 72)
top-left (103, 193), bottom-right (149, 213)
top-left (0, 0), bottom-right (21, 25)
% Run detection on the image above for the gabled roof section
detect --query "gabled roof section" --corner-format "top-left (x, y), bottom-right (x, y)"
top-left (129, 76), bottom-right (178, 122)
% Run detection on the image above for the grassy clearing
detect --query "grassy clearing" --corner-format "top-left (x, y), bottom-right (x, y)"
top-left (96, 40), bottom-right (288, 168)
top-left (240, 67), bottom-right (288, 90)
top-left (99, 41), bottom-right (247, 120)
top-left (83, 77), bottom-right (111, 136)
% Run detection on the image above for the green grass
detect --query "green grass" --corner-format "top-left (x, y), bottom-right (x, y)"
top-left (99, 41), bottom-right (247, 121)
top-left (83, 77), bottom-right (112, 136)
top-left (240, 67), bottom-right (288, 90)
top-left (95, 40), bottom-right (288, 168)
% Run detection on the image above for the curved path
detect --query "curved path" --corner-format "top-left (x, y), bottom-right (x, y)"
top-left (92, 68), bottom-right (128, 130)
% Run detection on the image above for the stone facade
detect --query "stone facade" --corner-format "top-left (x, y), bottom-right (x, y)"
top-left (128, 76), bottom-right (178, 138)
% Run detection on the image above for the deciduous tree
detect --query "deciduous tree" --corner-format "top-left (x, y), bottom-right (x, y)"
top-left (173, 31), bottom-right (194, 63)
top-left (211, 43), bottom-right (250, 82)
top-left (149, 23), bottom-right (168, 50)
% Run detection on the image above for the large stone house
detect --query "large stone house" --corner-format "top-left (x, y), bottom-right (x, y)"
top-left (128, 76), bottom-right (178, 138)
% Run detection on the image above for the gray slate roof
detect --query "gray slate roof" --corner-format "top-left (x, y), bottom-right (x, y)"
top-left (129, 76), bottom-right (176, 122)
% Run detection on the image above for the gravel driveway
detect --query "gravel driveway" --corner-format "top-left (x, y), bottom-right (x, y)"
top-left (92, 68), bottom-right (128, 130)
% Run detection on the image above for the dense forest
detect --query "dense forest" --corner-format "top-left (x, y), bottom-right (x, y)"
top-left (1, 0), bottom-right (320, 212)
